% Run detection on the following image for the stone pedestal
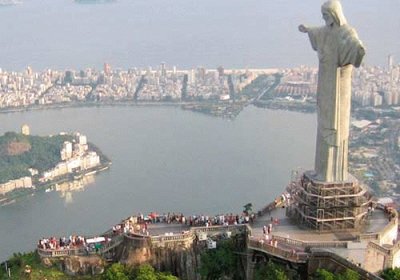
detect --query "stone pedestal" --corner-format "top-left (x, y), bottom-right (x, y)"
top-left (288, 171), bottom-right (372, 231)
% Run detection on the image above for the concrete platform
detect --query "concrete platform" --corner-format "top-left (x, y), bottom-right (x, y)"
top-left (250, 204), bottom-right (395, 268)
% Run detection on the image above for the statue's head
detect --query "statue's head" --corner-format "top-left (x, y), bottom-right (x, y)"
top-left (321, 0), bottom-right (347, 27)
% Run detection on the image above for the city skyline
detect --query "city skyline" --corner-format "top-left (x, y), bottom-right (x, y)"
top-left (1, 60), bottom-right (399, 110)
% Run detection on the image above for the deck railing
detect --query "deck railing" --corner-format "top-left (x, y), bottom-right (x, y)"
top-left (248, 238), bottom-right (308, 263)
top-left (37, 247), bottom-right (86, 258)
top-left (37, 234), bottom-right (124, 258)
top-left (310, 249), bottom-right (383, 280)
top-left (192, 224), bottom-right (248, 234)
top-left (150, 232), bottom-right (194, 243)
top-left (38, 223), bottom-right (249, 258)
top-left (272, 235), bottom-right (348, 249)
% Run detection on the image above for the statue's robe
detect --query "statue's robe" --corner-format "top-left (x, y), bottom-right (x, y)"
top-left (307, 24), bottom-right (364, 182)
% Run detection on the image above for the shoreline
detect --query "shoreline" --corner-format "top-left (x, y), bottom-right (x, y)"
top-left (0, 162), bottom-right (111, 207)
top-left (0, 142), bottom-right (112, 207)
top-left (0, 101), bottom-right (185, 115)
top-left (0, 100), bottom-right (255, 119)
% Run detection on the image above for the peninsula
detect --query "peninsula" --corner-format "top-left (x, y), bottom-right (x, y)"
top-left (0, 125), bottom-right (111, 206)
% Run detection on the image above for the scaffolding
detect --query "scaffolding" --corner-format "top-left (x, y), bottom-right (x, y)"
top-left (287, 171), bottom-right (372, 231)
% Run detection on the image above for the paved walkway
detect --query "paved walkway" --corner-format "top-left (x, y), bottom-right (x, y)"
top-left (145, 223), bottom-right (191, 236)
top-left (38, 195), bottom-right (395, 270)
top-left (251, 204), bottom-right (390, 241)
top-left (249, 202), bottom-right (394, 267)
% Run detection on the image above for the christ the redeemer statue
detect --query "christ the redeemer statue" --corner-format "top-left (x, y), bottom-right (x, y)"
top-left (299, 0), bottom-right (365, 182)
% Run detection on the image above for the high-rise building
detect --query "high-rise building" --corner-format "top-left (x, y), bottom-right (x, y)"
top-left (392, 90), bottom-right (399, 105)
top-left (160, 62), bottom-right (166, 77)
top-left (388, 54), bottom-right (394, 71)
top-left (189, 69), bottom-right (196, 84)
top-left (64, 70), bottom-right (74, 84)
top-left (26, 66), bottom-right (32, 76)
top-left (393, 66), bottom-right (399, 82)
top-left (197, 67), bottom-right (206, 81)
top-left (372, 92), bottom-right (383, 107)
top-left (79, 135), bottom-right (87, 145)
top-left (217, 66), bottom-right (224, 77)
top-left (61, 141), bottom-right (73, 160)
top-left (21, 124), bottom-right (30, 136)
top-left (104, 63), bottom-right (111, 76)
top-left (384, 90), bottom-right (393, 105)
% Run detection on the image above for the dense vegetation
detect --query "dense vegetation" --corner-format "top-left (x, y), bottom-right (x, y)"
top-left (0, 252), bottom-right (76, 280)
top-left (104, 263), bottom-right (178, 280)
top-left (311, 268), bottom-right (360, 280)
top-left (0, 249), bottom-right (372, 280)
top-left (0, 252), bottom-right (178, 280)
top-left (199, 238), bottom-right (246, 280)
top-left (254, 261), bottom-right (289, 280)
top-left (253, 263), bottom-right (363, 280)
top-left (240, 74), bottom-right (272, 99)
top-left (0, 132), bottom-right (72, 184)
top-left (381, 267), bottom-right (400, 280)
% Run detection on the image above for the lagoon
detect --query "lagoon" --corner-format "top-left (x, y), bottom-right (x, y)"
top-left (0, 105), bottom-right (315, 261)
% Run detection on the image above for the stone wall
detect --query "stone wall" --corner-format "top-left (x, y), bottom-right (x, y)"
top-left (365, 239), bottom-right (400, 275)
top-left (114, 226), bottom-right (248, 279)
top-left (117, 234), bottom-right (200, 279)
top-left (378, 218), bottom-right (398, 246)
top-left (41, 255), bottom-right (105, 276)
top-left (308, 250), bottom-right (382, 280)
top-left (364, 242), bottom-right (388, 274)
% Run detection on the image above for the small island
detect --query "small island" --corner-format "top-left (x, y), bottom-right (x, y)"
top-left (0, 125), bottom-right (111, 206)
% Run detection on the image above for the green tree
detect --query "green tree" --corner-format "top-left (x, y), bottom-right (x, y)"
top-left (243, 203), bottom-right (253, 215)
top-left (199, 239), bottom-right (243, 280)
top-left (314, 269), bottom-right (335, 280)
top-left (156, 272), bottom-right (179, 280)
top-left (381, 268), bottom-right (400, 280)
top-left (254, 261), bottom-right (289, 280)
top-left (0, 132), bottom-right (73, 184)
top-left (337, 269), bottom-right (360, 280)
top-left (134, 264), bottom-right (158, 280)
top-left (313, 268), bottom-right (360, 280)
top-left (240, 75), bottom-right (270, 99)
top-left (104, 263), bottom-right (130, 280)
top-left (0, 251), bottom-right (70, 280)
top-left (132, 264), bottom-right (178, 280)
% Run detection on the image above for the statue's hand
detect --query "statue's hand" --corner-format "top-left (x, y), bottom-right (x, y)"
top-left (298, 24), bottom-right (308, 33)
top-left (359, 45), bottom-right (366, 57)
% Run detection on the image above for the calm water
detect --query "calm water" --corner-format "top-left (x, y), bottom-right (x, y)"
top-left (0, 0), bottom-right (395, 263)
top-left (0, 0), bottom-right (398, 71)
top-left (0, 106), bottom-right (315, 261)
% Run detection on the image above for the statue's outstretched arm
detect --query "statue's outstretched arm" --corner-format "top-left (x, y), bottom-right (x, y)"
top-left (298, 24), bottom-right (308, 33)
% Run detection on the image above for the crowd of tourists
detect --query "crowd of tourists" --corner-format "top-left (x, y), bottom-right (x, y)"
top-left (38, 235), bottom-right (86, 250)
top-left (38, 210), bottom-right (258, 251)
top-left (37, 234), bottom-right (114, 254)
top-left (188, 212), bottom-right (256, 226)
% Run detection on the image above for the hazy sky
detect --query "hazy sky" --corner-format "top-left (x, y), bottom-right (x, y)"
top-left (0, 0), bottom-right (398, 70)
